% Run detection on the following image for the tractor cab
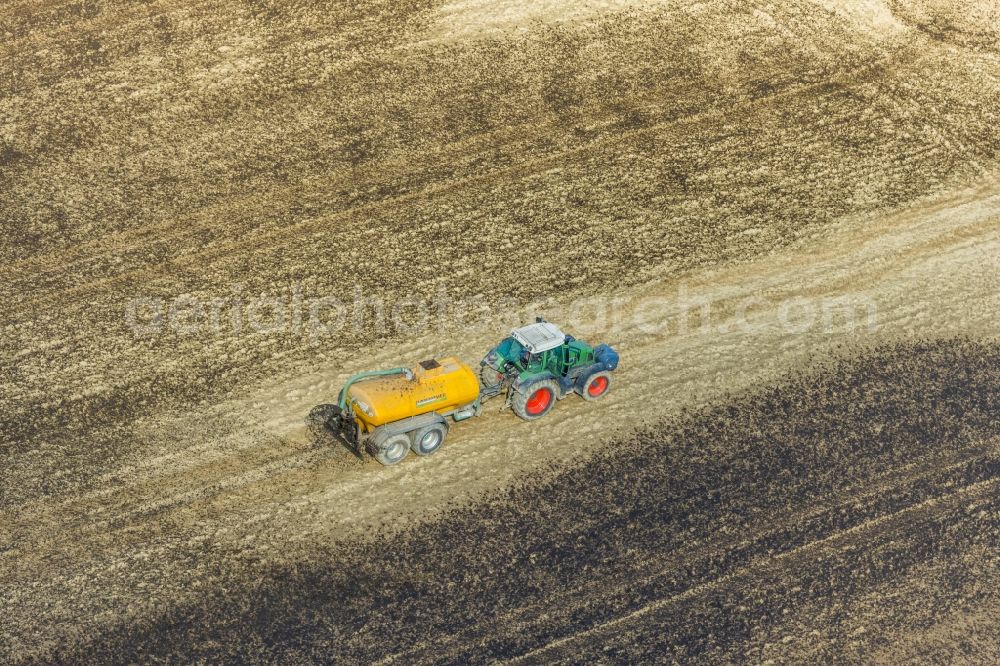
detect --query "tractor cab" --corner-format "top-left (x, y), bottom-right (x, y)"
top-left (479, 319), bottom-right (619, 419)
top-left (481, 321), bottom-right (599, 381)
top-left (484, 322), bottom-right (564, 375)
top-left (511, 321), bottom-right (566, 372)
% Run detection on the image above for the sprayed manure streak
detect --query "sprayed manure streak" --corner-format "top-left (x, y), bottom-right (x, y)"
top-left (52, 339), bottom-right (1000, 664)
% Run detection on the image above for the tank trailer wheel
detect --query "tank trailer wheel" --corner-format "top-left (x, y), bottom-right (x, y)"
top-left (374, 433), bottom-right (411, 466)
top-left (411, 423), bottom-right (448, 456)
top-left (579, 371), bottom-right (613, 401)
top-left (511, 379), bottom-right (559, 421)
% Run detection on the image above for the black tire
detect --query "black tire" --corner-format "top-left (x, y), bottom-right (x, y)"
top-left (411, 422), bottom-right (448, 456)
top-left (510, 379), bottom-right (559, 421)
top-left (579, 371), bottom-right (613, 401)
top-left (480, 364), bottom-right (504, 389)
top-left (374, 433), bottom-right (411, 466)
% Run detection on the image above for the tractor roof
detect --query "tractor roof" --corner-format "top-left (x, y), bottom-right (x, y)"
top-left (511, 322), bottom-right (565, 354)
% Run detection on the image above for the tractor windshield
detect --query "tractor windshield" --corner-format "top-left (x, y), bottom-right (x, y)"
top-left (496, 336), bottom-right (524, 362)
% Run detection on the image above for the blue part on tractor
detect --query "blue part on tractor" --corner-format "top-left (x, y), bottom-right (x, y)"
top-left (557, 374), bottom-right (579, 396)
top-left (595, 344), bottom-right (619, 371)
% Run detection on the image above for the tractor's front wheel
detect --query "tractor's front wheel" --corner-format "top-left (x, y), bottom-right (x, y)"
top-left (511, 379), bottom-right (559, 421)
top-left (480, 364), bottom-right (504, 389)
top-left (579, 371), bottom-right (613, 401)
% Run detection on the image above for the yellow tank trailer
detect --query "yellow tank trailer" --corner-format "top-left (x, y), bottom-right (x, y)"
top-left (346, 357), bottom-right (480, 430)
top-left (336, 357), bottom-right (482, 465)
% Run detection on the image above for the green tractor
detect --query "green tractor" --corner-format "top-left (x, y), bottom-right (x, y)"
top-left (479, 319), bottom-right (620, 420)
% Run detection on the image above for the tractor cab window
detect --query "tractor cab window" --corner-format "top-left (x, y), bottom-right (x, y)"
top-left (497, 337), bottom-right (531, 369)
top-left (562, 346), bottom-right (579, 373)
top-left (540, 350), bottom-right (557, 374)
top-left (497, 337), bottom-right (522, 359)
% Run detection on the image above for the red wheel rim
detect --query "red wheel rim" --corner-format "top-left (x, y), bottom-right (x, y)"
top-left (587, 376), bottom-right (609, 397)
top-left (525, 387), bottom-right (553, 415)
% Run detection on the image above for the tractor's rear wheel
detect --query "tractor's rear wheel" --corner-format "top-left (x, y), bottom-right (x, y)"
top-left (411, 423), bottom-right (448, 456)
top-left (511, 379), bottom-right (559, 421)
top-left (579, 371), bottom-right (613, 401)
top-left (374, 433), bottom-right (411, 466)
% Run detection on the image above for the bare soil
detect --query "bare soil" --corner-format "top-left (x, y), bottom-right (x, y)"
top-left (1, 0), bottom-right (998, 662)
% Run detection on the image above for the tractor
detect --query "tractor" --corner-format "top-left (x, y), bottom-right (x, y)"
top-left (479, 319), bottom-right (619, 420)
